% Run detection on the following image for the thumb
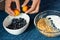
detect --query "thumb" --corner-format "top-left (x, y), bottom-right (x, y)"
top-left (22, 0), bottom-right (29, 7)
top-left (15, 0), bottom-right (20, 11)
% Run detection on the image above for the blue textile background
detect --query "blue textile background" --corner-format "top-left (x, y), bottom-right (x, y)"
top-left (1, 0), bottom-right (60, 40)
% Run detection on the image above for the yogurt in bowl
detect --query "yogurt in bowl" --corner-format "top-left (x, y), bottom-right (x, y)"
top-left (3, 13), bottom-right (30, 35)
top-left (46, 15), bottom-right (60, 29)
top-left (34, 10), bottom-right (60, 37)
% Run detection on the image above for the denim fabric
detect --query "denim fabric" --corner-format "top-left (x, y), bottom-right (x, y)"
top-left (0, 0), bottom-right (60, 40)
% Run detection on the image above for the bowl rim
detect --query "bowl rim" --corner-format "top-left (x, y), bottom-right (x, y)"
top-left (34, 10), bottom-right (60, 33)
top-left (3, 13), bottom-right (30, 30)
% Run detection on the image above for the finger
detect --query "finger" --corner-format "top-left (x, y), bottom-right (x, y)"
top-left (5, 0), bottom-right (11, 7)
top-left (15, 0), bottom-right (20, 11)
top-left (22, 0), bottom-right (29, 7)
top-left (5, 9), bottom-right (12, 16)
top-left (25, 0), bottom-right (38, 14)
top-left (5, 0), bottom-right (14, 16)
top-left (30, 0), bottom-right (40, 14)
top-left (5, 10), bottom-right (14, 16)
top-left (5, 7), bottom-right (14, 16)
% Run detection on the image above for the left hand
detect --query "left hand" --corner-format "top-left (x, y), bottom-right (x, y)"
top-left (22, 0), bottom-right (40, 14)
top-left (5, 0), bottom-right (20, 16)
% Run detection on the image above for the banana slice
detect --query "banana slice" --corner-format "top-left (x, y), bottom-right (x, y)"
top-left (37, 18), bottom-right (59, 33)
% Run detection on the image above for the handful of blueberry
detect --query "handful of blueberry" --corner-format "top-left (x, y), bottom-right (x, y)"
top-left (7, 18), bottom-right (27, 30)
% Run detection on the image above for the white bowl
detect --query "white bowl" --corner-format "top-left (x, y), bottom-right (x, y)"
top-left (3, 13), bottom-right (30, 35)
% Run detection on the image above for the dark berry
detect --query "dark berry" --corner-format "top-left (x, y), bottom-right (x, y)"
top-left (7, 18), bottom-right (27, 30)
top-left (12, 18), bottom-right (19, 24)
top-left (48, 18), bottom-right (51, 20)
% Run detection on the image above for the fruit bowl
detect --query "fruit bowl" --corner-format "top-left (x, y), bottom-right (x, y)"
top-left (3, 13), bottom-right (30, 35)
top-left (34, 10), bottom-right (60, 37)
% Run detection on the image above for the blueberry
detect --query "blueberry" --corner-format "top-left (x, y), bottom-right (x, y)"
top-left (16, 26), bottom-right (22, 29)
top-left (7, 18), bottom-right (27, 30)
top-left (21, 18), bottom-right (24, 21)
top-left (48, 18), bottom-right (51, 20)
top-left (7, 24), bottom-right (14, 29)
top-left (12, 18), bottom-right (18, 22)
top-left (19, 18), bottom-right (22, 20)
top-left (19, 18), bottom-right (24, 22)
top-left (16, 26), bottom-right (20, 29)
top-left (12, 18), bottom-right (19, 24)
top-left (20, 24), bottom-right (24, 27)
top-left (18, 23), bottom-right (21, 26)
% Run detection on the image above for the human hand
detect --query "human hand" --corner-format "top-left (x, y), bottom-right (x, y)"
top-left (5, 0), bottom-right (20, 16)
top-left (22, 0), bottom-right (40, 14)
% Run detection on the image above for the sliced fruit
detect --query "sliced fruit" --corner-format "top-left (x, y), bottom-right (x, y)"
top-left (22, 6), bottom-right (28, 12)
top-left (13, 9), bottom-right (20, 16)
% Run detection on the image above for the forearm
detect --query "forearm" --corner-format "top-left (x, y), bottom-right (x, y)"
top-left (0, 0), bottom-right (5, 11)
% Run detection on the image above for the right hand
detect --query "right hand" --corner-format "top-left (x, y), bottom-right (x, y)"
top-left (22, 0), bottom-right (40, 14)
top-left (5, 0), bottom-right (20, 16)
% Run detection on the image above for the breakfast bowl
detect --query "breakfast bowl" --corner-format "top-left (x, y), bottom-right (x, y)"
top-left (3, 13), bottom-right (30, 35)
top-left (34, 10), bottom-right (60, 37)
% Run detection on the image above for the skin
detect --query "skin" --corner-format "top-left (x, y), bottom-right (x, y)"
top-left (5, 0), bottom-right (40, 16)
top-left (5, 0), bottom-right (20, 16)
top-left (22, 0), bottom-right (40, 14)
